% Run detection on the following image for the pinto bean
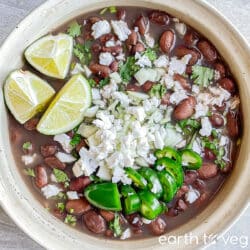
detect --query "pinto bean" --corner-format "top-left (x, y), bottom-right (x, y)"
top-left (204, 148), bottom-right (216, 161)
top-left (24, 117), bottom-right (39, 131)
top-left (176, 199), bottom-right (188, 211)
top-left (215, 102), bottom-right (227, 113)
top-left (218, 78), bottom-right (236, 94)
top-left (161, 93), bottom-right (171, 105)
top-left (75, 139), bottom-right (87, 152)
top-left (105, 229), bottom-right (114, 237)
top-left (184, 31), bottom-right (199, 46)
top-left (76, 36), bottom-right (84, 44)
top-left (83, 210), bottom-right (107, 234)
top-left (147, 217), bottom-right (166, 236)
top-left (126, 30), bottom-right (137, 46)
top-left (176, 184), bottom-right (189, 198)
top-left (198, 162), bottom-right (218, 179)
top-left (99, 33), bottom-right (115, 44)
top-left (117, 9), bottom-right (126, 20)
top-left (193, 179), bottom-right (206, 191)
top-left (209, 113), bottom-right (224, 128)
top-left (220, 161), bottom-right (232, 173)
top-left (102, 45), bottom-right (123, 55)
top-left (195, 192), bottom-right (208, 206)
top-left (126, 213), bottom-right (143, 228)
top-left (197, 40), bottom-right (217, 62)
top-left (149, 11), bottom-right (169, 25)
top-left (110, 61), bottom-right (119, 72)
top-left (89, 63), bottom-right (111, 78)
top-left (214, 62), bottom-right (226, 79)
top-left (89, 16), bottom-right (102, 24)
top-left (160, 30), bottom-right (175, 53)
top-left (100, 210), bottom-right (115, 222)
top-left (40, 144), bottom-right (57, 157)
top-left (166, 208), bottom-right (178, 217)
top-left (173, 73), bottom-right (191, 90)
top-left (91, 43), bottom-right (102, 53)
top-left (126, 83), bottom-right (142, 92)
top-left (34, 165), bottom-right (48, 188)
top-left (66, 198), bottom-right (91, 216)
top-left (53, 208), bottom-right (66, 220)
top-left (175, 46), bottom-right (200, 65)
top-left (142, 81), bottom-right (154, 92)
top-left (44, 156), bottom-right (66, 170)
top-left (132, 42), bottom-right (145, 53)
top-left (185, 65), bottom-right (193, 75)
top-left (135, 15), bottom-right (149, 35)
top-left (173, 96), bottom-right (196, 120)
top-left (184, 170), bottom-right (198, 185)
top-left (226, 111), bottom-right (239, 138)
top-left (69, 176), bottom-right (91, 192)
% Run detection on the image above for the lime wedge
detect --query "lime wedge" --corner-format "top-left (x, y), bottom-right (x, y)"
top-left (37, 74), bottom-right (92, 135)
top-left (24, 34), bottom-right (73, 79)
top-left (4, 70), bottom-right (55, 124)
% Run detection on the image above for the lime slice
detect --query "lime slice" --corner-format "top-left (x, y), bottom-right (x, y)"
top-left (4, 70), bottom-right (55, 124)
top-left (24, 34), bottom-right (73, 79)
top-left (37, 74), bottom-right (92, 135)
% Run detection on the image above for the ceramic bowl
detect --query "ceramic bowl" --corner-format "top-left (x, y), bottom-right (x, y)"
top-left (0, 0), bottom-right (249, 249)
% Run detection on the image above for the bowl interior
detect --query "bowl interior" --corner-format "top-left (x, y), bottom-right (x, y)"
top-left (0, 0), bottom-right (250, 249)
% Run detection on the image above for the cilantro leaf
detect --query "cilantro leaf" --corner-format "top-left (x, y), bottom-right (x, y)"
top-left (24, 168), bottom-right (35, 177)
top-left (22, 141), bottom-right (32, 150)
top-left (53, 169), bottom-right (69, 183)
top-left (178, 119), bottom-right (201, 135)
top-left (64, 214), bottom-right (77, 226)
top-left (56, 202), bottom-right (65, 213)
top-left (100, 6), bottom-right (117, 15)
top-left (149, 83), bottom-right (166, 98)
top-left (109, 213), bottom-right (122, 237)
top-left (67, 21), bottom-right (82, 38)
top-left (99, 77), bottom-right (110, 88)
top-left (73, 41), bottom-right (92, 65)
top-left (191, 65), bottom-right (214, 87)
top-left (88, 79), bottom-right (97, 87)
top-left (143, 48), bottom-right (157, 61)
top-left (70, 133), bottom-right (82, 146)
top-left (119, 57), bottom-right (140, 82)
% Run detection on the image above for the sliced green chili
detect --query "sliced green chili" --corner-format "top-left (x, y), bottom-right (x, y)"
top-left (124, 167), bottom-right (147, 189)
top-left (84, 183), bottom-right (122, 211)
top-left (180, 149), bottom-right (203, 170)
top-left (138, 167), bottom-right (163, 198)
top-left (121, 185), bottom-right (140, 215)
top-left (154, 146), bottom-right (181, 164)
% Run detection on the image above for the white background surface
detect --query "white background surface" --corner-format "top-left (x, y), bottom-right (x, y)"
top-left (0, 0), bottom-right (249, 249)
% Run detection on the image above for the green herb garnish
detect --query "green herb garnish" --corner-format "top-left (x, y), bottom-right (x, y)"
top-left (143, 48), bottom-right (157, 61)
top-left (24, 168), bottom-right (35, 177)
top-left (178, 119), bottom-right (201, 135)
top-left (67, 21), bottom-right (82, 38)
top-left (53, 169), bottom-right (69, 183)
top-left (191, 65), bottom-right (214, 87)
top-left (149, 84), bottom-right (166, 98)
top-left (64, 214), bottom-right (77, 226)
top-left (119, 57), bottom-right (140, 82)
top-left (73, 41), bottom-right (92, 65)
top-left (70, 133), bottom-right (82, 146)
top-left (56, 202), bottom-right (65, 213)
top-left (99, 77), bottom-right (110, 88)
top-left (100, 6), bottom-right (117, 15)
top-left (88, 79), bottom-right (97, 87)
top-left (22, 141), bottom-right (32, 150)
top-left (109, 213), bottom-right (122, 237)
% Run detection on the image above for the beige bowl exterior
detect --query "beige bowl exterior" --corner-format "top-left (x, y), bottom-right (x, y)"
top-left (0, 0), bottom-right (249, 249)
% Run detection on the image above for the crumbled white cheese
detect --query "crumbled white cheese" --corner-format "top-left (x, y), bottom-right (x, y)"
top-left (112, 167), bottom-right (132, 185)
top-left (67, 191), bottom-right (79, 200)
top-left (194, 103), bottom-right (209, 118)
top-left (96, 165), bottom-right (112, 181)
top-left (101, 81), bottom-right (118, 99)
top-left (83, 65), bottom-right (92, 77)
top-left (99, 52), bottom-right (114, 66)
top-left (135, 52), bottom-right (152, 68)
top-left (219, 135), bottom-right (229, 147)
top-left (192, 139), bottom-right (202, 155)
top-left (105, 39), bottom-right (116, 47)
top-left (84, 106), bottom-right (99, 118)
top-left (170, 92), bottom-right (188, 105)
top-left (154, 131), bottom-right (164, 149)
top-left (54, 134), bottom-right (73, 153)
top-left (116, 52), bottom-right (126, 61)
top-left (168, 55), bottom-right (192, 75)
top-left (154, 55), bottom-right (169, 68)
top-left (112, 91), bottom-right (130, 107)
top-left (55, 152), bottom-right (76, 163)
top-left (70, 63), bottom-right (84, 75)
top-left (41, 184), bottom-right (62, 199)
top-left (111, 20), bottom-right (131, 41)
top-left (185, 186), bottom-right (200, 204)
top-left (192, 85), bottom-right (200, 94)
top-left (120, 228), bottom-right (132, 240)
top-left (199, 117), bottom-right (213, 137)
top-left (127, 106), bottom-right (146, 122)
top-left (134, 68), bottom-right (159, 85)
top-left (209, 86), bottom-right (231, 106)
top-left (50, 173), bottom-right (58, 183)
top-left (72, 159), bottom-right (84, 177)
top-left (110, 72), bottom-right (122, 84)
top-left (91, 20), bottom-right (111, 39)
top-left (92, 88), bottom-right (101, 100)
top-left (144, 33), bottom-right (155, 48)
top-left (21, 153), bottom-right (37, 166)
top-left (175, 22), bottom-right (187, 36)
